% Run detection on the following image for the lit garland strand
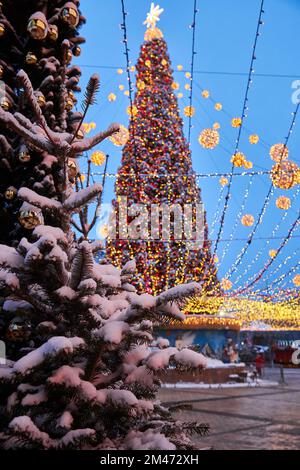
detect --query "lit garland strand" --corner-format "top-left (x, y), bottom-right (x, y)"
top-left (225, 186), bottom-right (275, 280)
top-left (86, 169), bottom-right (271, 179)
top-left (187, 0), bottom-right (198, 144)
top-left (226, 103), bottom-right (300, 281)
top-left (280, 259), bottom-right (300, 289)
top-left (120, 0), bottom-right (137, 171)
top-left (235, 188), bottom-right (300, 288)
top-left (264, 248), bottom-right (300, 291)
top-left (219, 176), bottom-right (254, 266)
top-left (236, 211), bottom-right (300, 294)
top-left (193, 79), bottom-right (270, 156)
top-left (207, 184), bottom-right (226, 237)
top-left (213, 0), bottom-right (265, 258)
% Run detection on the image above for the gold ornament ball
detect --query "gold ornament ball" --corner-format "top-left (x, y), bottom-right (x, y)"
top-left (219, 176), bottom-right (229, 187)
top-left (26, 52), bottom-right (38, 65)
top-left (202, 90), bottom-right (210, 99)
top-left (66, 49), bottom-right (72, 64)
top-left (276, 195), bottom-right (291, 210)
top-left (231, 152), bottom-right (246, 167)
top-left (213, 122), bottom-right (220, 130)
top-left (49, 25), bottom-right (58, 41)
top-left (171, 82), bottom-right (179, 90)
top-left (0, 97), bottom-right (10, 111)
top-left (5, 186), bottom-right (17, 200)
top-left (270, 143), bottom-right (289, 163)
top-left (36, 93), bottom-right (46, 107)
top-left (27, 14), bottom-right (48, 40)
top-left (108, 93), bottom-right (117, 102)
top-left (19, 210), bottom-right (42, 229)
top-left (293, 274), bottom-right (300, 287)
top-left (198, 128), bottom-right (220, 149)
top-left (6, 318), bottom-right (31, 342)
top-left (67, 159), bottom-right (78, 178)
top-left (73, 45), bottom-right (81, 57)
top-left (61, 3), bottom-right (80, 27)
top-left (215, 102), bottom-right (222, 111)
top-left (249, 134), bottom-right (259, 144)
top-left (65, 97), bottom-right (74, 111)
top-left (0, 65), bottom-right (4, 78)
top-left (0, 23), bottom-right (5, 37)
top-left (221, 278), bottom-right (232, 291)
top-left (271, 160), bottom-right (299, 189)
top-left (231, 117), bottom-right (242, 128)
top-left (244, 161), bottom-right (253, 169)
top-left (91, 151), bottom-right (106, 166)
top-left (241, 214), bottom-right (254, 227)
top-left (184, 105), bottom-right (195, 118)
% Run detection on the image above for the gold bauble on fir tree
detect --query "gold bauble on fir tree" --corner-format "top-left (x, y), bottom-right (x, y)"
top-left (61, 2), bottom-right (80, 27)
top-left (27, 12), bottom-right (48, 40)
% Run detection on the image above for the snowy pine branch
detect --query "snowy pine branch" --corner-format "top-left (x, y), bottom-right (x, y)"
top-left (71, 123), bottom-right (120, 153)
top-left (18, 188), bottom-right (62, 212)
top-left (63, 184), bottom-right (102, 212)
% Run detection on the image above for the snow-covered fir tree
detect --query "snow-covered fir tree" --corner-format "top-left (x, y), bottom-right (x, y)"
top-left (0, 0), bottom-right (86, 246)
top-left (0, 67), bottom-right (209, 450)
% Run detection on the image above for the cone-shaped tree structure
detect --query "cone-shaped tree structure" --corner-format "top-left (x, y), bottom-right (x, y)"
top-left (106, 24), bottom-right (218, 295)
top-left (0, 0), bottom-right (85, 246)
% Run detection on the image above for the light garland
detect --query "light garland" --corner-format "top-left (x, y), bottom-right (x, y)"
top-left (198, 128), bottom-right (220, 149)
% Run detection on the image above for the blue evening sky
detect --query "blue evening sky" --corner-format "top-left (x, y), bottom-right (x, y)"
top-left (74, 0), bottom-right (300, 294)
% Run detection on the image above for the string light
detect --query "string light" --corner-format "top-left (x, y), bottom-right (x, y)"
top-left (187, 0), bottom-right (198, 144)
top-left (213, 0), bottom-right (265, 258)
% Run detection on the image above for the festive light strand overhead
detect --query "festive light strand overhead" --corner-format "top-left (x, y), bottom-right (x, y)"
top-left (213, 0), bottom-right (265, 257)
top-left (263, 248), bottom-right (300, 291)
top-left (85, 170), bottom-right (274, 178)
top-left (120, 0), bottom-right (137, 171)
top-left (187, 0), bottom-right (198, 144)
top-left (226, 102), bottom-right (300, 281)
top-left (236, 211), bottom-right (300, 294)
top-left (233, 187), bottom-right (300, 288)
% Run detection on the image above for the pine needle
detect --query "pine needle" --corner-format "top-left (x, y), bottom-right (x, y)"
top-left (82, 74), bottom-right (100, 112)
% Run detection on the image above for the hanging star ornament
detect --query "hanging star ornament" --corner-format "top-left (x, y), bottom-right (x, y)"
top-left (143, 3), bottom-right (164, 29)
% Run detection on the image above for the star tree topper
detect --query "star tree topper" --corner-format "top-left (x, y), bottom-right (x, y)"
top-left (144, 3), bottom-right (164, 29)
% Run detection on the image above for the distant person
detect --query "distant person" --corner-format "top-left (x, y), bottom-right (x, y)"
top-left (222, 345), bottom-right (230, 363)
top-left (229, 343), bottom-right (239, 363)
top-left (255, 353), bottom-right (265, 378)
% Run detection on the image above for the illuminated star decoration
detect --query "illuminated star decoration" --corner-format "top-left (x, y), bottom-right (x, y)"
top-left (143, 3), bottom-right (164, 29)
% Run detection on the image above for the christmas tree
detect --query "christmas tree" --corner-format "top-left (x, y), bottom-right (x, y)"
top-left (0, 0), bottom-right (85, 246)
top-left (106, 6), bottom-right (218, 295)
top-left (0, 7), bottom-right (209, 449)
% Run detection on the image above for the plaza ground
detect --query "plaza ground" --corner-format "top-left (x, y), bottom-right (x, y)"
top-left (159, 367), bottom-right (300, 450)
